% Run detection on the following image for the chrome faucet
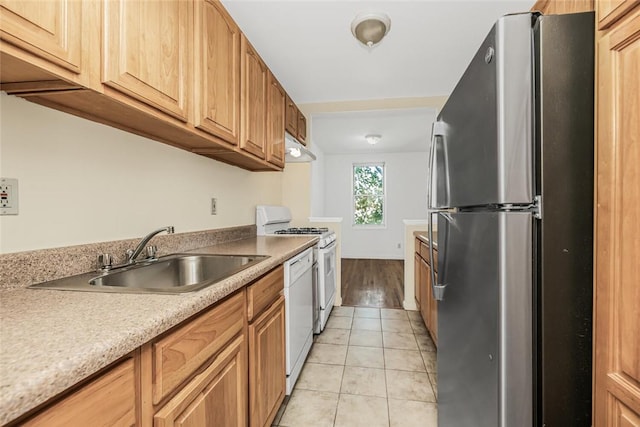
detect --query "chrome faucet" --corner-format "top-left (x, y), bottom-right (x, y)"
top-left (126, 226), bottom-right (175, 264)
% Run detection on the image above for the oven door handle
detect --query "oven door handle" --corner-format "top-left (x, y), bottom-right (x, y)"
top-left (319, 241), bottom-right (337, 251)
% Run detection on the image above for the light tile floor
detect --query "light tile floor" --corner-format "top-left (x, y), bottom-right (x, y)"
top-left (272, 307), bottom-right (437, 427)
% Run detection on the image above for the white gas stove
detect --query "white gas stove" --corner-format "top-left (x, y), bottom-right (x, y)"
top-left (256, 205), bottom-right (337, 329)
top-left (256, 206), bottom-right (336, 249)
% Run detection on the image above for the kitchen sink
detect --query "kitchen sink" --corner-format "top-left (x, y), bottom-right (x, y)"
top-left (29, 253), bottom-right (269, 294)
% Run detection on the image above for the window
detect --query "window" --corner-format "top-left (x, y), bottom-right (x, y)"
top-left (353, 163), bottom-right (385, 226)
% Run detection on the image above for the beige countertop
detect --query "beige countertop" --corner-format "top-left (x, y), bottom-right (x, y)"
top-left (0, 235), bottom-right (317, 425)
top-left (414, 231), bottom-right (438, 250)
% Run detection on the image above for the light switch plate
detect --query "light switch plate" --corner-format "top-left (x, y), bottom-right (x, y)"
top-left (0, 178), bottom-right (18, 215)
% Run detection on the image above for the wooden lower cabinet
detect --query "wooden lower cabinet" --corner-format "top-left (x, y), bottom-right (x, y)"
top-left (430, 271), bottom-right (438, 345)
top-left (20, 354), bottom-right (139, 426)
top-left (414, 253), bottom-right (422, 309)
top-left (248, 295), bottom-right (286, 427)
top-left (414, 237), bottom-right (438, 346)
top-left (154, 335), bottom-right (247, 427)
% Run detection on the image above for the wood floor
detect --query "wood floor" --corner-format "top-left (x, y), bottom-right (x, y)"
top-left (340, 258), bottom-right (404, 308)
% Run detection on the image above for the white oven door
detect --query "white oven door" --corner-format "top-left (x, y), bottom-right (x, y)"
top-left (318, 241), bottom-right (337, 329)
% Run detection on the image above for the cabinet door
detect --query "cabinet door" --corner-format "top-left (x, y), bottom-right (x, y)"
top-left (194, 0), bottom-right (240, 145)
top-left (0, 0), bottom-right (81, 73)
top-left (598, 0), bottom-right (638, 29)
top-left (414, 252), bottom-right (422, 309)
top-left (155, 335), bottom-right (247, 427)
top-left (23, 356), bottom-right (138, 426)
top-left (420, 258), bottom-right (430, 332)
top-left (266, 72), bottom-right (285, 168)
top-left (103, 0), bottom-right (191, 121)
top-left (240, 34), bottom-right (267, 159)
top-left (249, 295), bottom-right (286, 427)
top-left (284, 94), bottom-right (297, 136)
top-left (296, 110), bottom-right (307, 145)
top-left (594, 7), bottom-right (640, 426)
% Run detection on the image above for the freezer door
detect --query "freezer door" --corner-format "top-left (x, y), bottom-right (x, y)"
top-left (437, 211), bottom-right (532, 427)
top-left (433, 13), bottom-right (534, 209)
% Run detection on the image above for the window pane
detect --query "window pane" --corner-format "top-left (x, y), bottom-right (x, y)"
top-left (353, 163), bottom-right (384, 225)
top-left (354, 195), bottom-right (384, 225)
top-left (353, 165), bottom-right (384, 196)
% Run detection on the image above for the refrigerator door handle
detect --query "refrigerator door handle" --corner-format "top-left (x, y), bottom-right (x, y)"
top-left (428, 121), bottom-right (449, 301)
top-left (427, 121), bottom-right (448, 210)
top-left (429, 211), bottom-right (451, 301)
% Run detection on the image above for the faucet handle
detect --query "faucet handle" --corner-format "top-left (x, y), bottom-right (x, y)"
top-left (146, 245), bottom-right (158, 259)
top-left (97, 253), bottom-right (113, 271)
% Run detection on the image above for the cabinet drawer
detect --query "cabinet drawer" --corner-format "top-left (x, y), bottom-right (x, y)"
top-left (247, 265), bottom-right (284, 322)
top-left (152, 291), bottom-right (244, 404)
top-left (23, 356), bottom-right (137, 426)
top-left (419, 242), bottom-right (430, 264)
top-left (415, 237), bottom-right (421, 255)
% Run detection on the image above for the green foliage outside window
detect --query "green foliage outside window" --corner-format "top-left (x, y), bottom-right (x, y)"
top-left (353, 164), bottom-right (384, 225)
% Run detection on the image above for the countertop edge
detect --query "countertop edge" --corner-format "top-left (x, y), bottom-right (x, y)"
top-left (0, 236), bottom-right (318, 424)
top-left (414, 231), bottom-right (438, 250)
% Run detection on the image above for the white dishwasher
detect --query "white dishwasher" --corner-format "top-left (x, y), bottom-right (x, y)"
top-left (284, 247), bottom-right (314, 395)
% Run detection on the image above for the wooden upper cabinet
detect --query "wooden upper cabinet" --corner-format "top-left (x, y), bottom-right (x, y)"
top-left (0, 0), bottom-right (82, 74)
top-left (102, 0), bottom-right (191, 122)
top-left (194, 0), bottom-right (240, 145)
top-left (266, 72), bottom-right (285, 168)
top-left (284, 94), bottom-right (297, 136)
top-left (240, 34), bottom-right (267, 159)
top-left (594, 6), bottom-right (640, 426)
top-left (296, 110), bottom-right (307, 145)
top-left (531, 0), bottom-right (594, 14)
top-left (598, 0), bottom-right (639, 29)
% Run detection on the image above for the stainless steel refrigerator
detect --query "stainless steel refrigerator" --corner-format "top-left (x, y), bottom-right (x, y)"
top-left (426, 12), bottom-right (594, 427)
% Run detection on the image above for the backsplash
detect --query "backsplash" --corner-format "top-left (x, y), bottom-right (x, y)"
top-left (0, 225), bottom-right (255, 289)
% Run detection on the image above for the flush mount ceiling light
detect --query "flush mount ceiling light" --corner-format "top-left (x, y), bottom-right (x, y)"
top-left (351, 12), bottom-right (391, 48)
top-left (365, 134), bottom-right (381, 145)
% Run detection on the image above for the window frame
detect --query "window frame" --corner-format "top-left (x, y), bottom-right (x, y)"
top-left (351, 162), bottom-right (386, 228)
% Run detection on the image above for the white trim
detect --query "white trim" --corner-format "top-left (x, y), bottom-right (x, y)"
top-left (309, 217), bottom-right (343, 223)
top-left (403, 219), bottom-right (429, 225)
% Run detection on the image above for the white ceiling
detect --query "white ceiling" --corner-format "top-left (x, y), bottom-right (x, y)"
top-left (221, 0), bottom-right (534, 155)
top-left (312, 108), bottom-right (437, 154)
top-left (221, 0), bottom-right (535, 104)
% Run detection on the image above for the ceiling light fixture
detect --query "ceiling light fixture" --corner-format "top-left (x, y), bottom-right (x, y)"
top-left (351, 12), bottom-right (391, 49)
top-left (365, 134), bottom-right (381, 145)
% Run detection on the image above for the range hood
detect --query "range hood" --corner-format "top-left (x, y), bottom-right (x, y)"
top-left (285, 132), bottom-right (316, 163)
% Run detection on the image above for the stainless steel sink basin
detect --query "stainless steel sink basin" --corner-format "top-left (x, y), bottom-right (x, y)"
top-left (29, 253), bottom-right (269, 294)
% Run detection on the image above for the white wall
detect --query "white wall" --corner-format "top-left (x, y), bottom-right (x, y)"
top-left (309, 143), bottom-right (325, 217)
top-left (0, 93), bottom-right (283, 253)
top-left (324, 152), bottom-right (428, 259)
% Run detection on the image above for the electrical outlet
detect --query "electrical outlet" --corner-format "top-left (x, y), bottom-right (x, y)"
top-left (397, 243), bottom-right (401, 249)
top-left (0, 178), bottom-right (18, 215)
top-left (211, 198), bottom-right (217, 215)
